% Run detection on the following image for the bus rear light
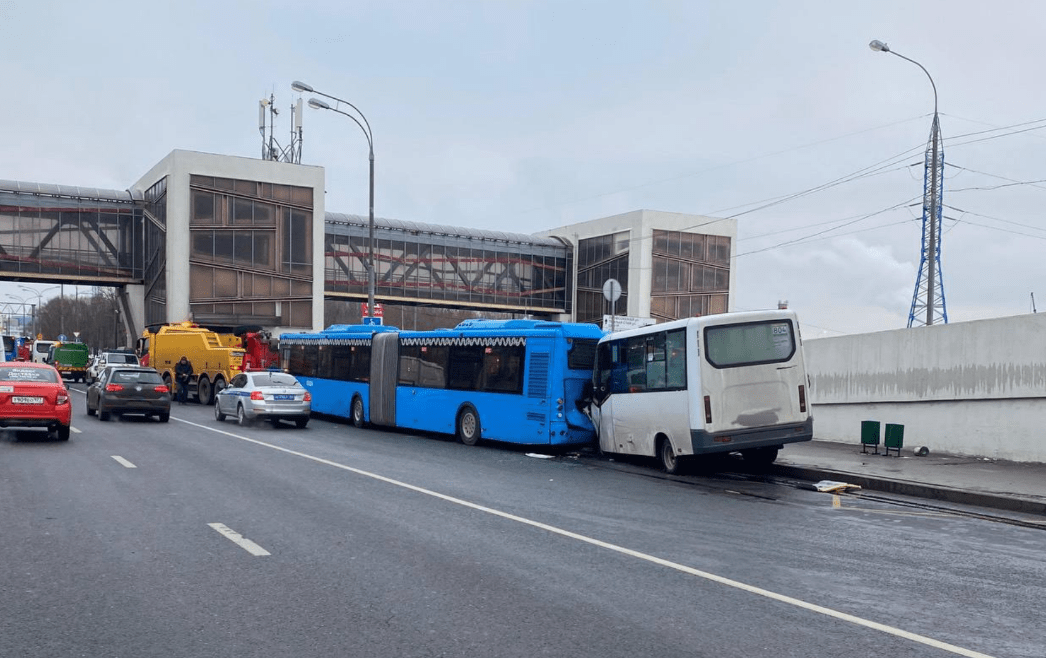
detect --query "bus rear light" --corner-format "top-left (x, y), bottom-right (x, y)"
top-left (703, 395), bottom-right (712, 424)
top-left (798, 384), bottom-right (807, 413)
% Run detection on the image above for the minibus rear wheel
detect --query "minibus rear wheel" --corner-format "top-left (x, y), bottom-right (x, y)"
top-left (658, 436), bottom-right (684, 474)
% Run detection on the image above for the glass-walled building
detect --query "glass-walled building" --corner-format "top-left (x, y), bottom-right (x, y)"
top-left (538, 210), bottom-right (736, 327)
top-left (133, 150), bottom-right (326, 334)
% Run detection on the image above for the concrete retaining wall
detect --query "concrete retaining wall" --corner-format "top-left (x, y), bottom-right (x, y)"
top-left (805, 313), bottom-right (1046, 462)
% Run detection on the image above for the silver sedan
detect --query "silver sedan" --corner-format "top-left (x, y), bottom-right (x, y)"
top-left (214, 371), bottom-right (311, 428)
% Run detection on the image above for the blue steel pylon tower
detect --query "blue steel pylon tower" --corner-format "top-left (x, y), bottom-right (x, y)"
top-left (907, 112), bottom-right (948, 327)
top-left (869, 40), bottom-right (948, 327)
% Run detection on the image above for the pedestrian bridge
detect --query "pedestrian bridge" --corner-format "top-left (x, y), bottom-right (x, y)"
top-left (0, 180), bottom-right (572, 316)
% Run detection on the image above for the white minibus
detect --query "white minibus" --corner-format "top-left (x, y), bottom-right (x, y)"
top-left (586, 309), bottom-right (813, 473)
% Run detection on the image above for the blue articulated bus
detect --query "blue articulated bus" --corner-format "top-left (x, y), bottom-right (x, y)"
top-left (280, 319), bottom-right (604, 446)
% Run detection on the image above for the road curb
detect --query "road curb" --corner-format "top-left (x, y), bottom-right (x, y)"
top-left (772, 464), bottom-right (1046, 516)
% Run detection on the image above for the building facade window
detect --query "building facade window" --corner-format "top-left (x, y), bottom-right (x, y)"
top-left (575, 231), bottom-right (630, 326)
top-left (189, 175), bottom-right (313, 327)
top-left (650, 229), bottom-right (729, 321)
top-left (143, 177), bottom-right (168, 327)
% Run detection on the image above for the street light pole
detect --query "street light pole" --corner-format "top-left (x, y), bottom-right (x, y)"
top-left (870, 39), bottom-right (947, 327)
top-left (19, 285), bottom-right (61, 338)
top-left (291, 80), bottom-right (377, 320)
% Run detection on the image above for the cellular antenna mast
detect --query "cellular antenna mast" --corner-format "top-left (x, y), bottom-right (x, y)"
top-left (258, 93), bottom-right (303, 164)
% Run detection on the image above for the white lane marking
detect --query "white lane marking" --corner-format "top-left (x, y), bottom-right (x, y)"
top-left (71, 426), bottom-right (82, 434)
top-left (175, 417), bottom-right (994, 658)
top-left (111, 455), bottom-right (137, 469)
top-left (208, 522), bottom-right (271, 556)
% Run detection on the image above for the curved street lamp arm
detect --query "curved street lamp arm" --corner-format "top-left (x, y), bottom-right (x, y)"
top-left (312, 90), bottom-right (373, 144)
top-left (885, 50), bottom-right (938, 116)
top-left (324, 105), bottom-right (374, 155)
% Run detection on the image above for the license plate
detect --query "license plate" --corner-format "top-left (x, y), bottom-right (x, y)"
top-left (12, 396), bottom-right (44, 404)
top-left (274, 394), bottom-right (294, 401)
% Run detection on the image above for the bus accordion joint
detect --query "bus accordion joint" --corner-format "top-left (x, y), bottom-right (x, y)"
top-left (798, 384), bottom-right (807, 413)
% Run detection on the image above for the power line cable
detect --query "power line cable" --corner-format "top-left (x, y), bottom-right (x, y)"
top-left (528, 114), bottom-right (929, 222)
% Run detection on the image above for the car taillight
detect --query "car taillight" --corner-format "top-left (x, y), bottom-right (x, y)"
top-left (250, 391), bottom-right (264, 400)
top-left (105, 384), bottom-right (124, 392)
top-left (56, 394), bottom-right (69, 405)
top-left (155, 385), bottom-right (169, 393)
top-left (303, 392), bottom-right (311, 402)
top-left (704, 395), bottom-right (712, 424)
top-left (798, 384), bottom-right (807, 413)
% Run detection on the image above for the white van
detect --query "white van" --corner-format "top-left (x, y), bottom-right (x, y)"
top-left (31, 340), bottom-right (58, 364)
top-left (587, 309), bottom-right (813, 473)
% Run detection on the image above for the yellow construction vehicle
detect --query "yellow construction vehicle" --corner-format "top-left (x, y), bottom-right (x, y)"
top-left (135, 322), bottom-right (245, 405)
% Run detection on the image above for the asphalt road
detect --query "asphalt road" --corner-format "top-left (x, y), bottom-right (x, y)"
top-left (0, 386), bottom-right (1042, 658)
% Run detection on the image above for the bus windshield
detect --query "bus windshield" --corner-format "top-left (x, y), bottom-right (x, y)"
top-left (705, 319), bottom-right (795, 368)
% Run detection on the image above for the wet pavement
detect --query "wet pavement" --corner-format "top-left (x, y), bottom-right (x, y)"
top-left (773, 440), bottom-right (1046, 516)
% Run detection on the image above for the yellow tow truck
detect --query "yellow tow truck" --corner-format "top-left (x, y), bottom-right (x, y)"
top-left (135, 322), bottom-right (245, 405)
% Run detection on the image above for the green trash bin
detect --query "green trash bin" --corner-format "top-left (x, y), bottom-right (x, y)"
top-left (884, 423), bottom-right (904, 456)
top-left (861, 420), bottom-right (881, 454)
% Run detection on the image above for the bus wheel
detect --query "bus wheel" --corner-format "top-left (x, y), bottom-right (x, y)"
top-left (457, 406), bottom-right (481, 446)
top-left (198, 376), bottom-right (212, 405)
top-left (351, 396), bottom-right (366, 428)
top-left (659, 437), bottom-right (683, 474)
top-left (741, 446), bottom-right (779, 467)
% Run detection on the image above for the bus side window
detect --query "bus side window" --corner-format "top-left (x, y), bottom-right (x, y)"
top-left (665, 329), bottom-right (686, 389)
top-left (626, 337), bottom-right (646, 392)
top-left (646, 333), bottom-right (666, 390)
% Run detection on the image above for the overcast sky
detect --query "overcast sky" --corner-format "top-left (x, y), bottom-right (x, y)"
top-left (3, 1), bottom-right (1045, 337)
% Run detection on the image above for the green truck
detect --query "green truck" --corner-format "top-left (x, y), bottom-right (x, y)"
top-left (52, 342), bottom-right (90, 382)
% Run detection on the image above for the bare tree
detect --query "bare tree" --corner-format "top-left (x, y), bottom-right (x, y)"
top-left (37, 288), bottom-right (122, 352)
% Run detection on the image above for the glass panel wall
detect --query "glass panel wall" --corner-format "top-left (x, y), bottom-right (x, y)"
top-left (143, 178), bottom-right (168, 326)
top-left (0, 187), bottom-right (144, 284)
top-left (576, 231), bottom-right (630, 326)
top-left (323, 220), bottom-right (569, 315)
top-left (189, 175), bottom-right (313, 327)
top-left (650, 229), bottom-right (730, 322)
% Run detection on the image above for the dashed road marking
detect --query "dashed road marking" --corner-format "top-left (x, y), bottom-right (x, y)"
top-left (111, 455), bottom-right (136, 468)
top-left (208, 522), bottom-right (271, 556)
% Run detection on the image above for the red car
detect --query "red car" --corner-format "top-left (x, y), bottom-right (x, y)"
top-left (0, 361), bottom-right (72, 441)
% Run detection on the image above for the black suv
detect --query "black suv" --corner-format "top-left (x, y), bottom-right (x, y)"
top-left (86, 366), bottom-right (171, 422)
